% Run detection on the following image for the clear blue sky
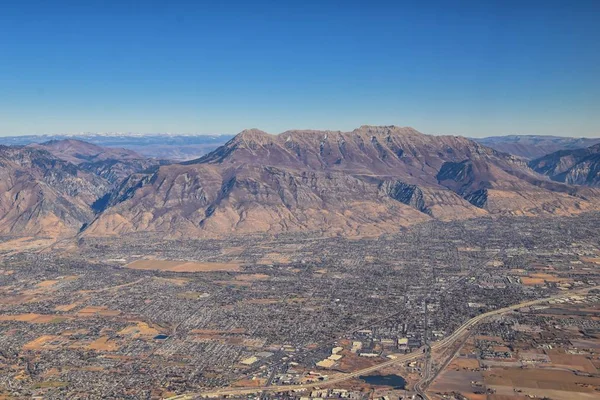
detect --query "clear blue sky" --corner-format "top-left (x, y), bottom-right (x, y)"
top-left (1, 0), bottom-right (599, 137)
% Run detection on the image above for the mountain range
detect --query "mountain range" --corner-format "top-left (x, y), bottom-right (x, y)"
top-left (474, 135), bottom-right (600, 159)
top-left (1, 127), bottom-right (599, 238)
top-left (0, 133), bottom-right (234, 161)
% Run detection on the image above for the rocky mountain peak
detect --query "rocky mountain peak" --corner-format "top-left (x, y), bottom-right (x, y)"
top-left (232, 129), bottom-right (272, 146)
top-left (353, 125), bottom-right (421, 136)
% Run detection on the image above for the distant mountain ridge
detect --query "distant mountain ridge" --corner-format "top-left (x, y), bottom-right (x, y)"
top-left (474, 135), bottom-right (600, 159)
top-left (0, 133), bottom-right (234, 161)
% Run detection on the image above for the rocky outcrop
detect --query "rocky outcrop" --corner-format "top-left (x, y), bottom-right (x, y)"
top-left (379, 180), bottom-right (429, 215)
top-left (464, 189), bottom-right (488, 208)
top-left (437, 160), bottom-right (476, 194)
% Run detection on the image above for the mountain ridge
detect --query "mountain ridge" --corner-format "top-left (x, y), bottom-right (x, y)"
top-left (2, 126), bottom-right (599, 239)
top-left (529, 143), bottom-right (600, 187)
top-left (83, 126), bottom-right (600, 238)
top-left (474, 135), bottom-right (600, 159)
top-left (29, 139), bottom-right (167, 185)
top-left (0, 145), bottom-right (109, 236)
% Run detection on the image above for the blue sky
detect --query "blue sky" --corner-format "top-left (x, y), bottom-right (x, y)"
top-left (1, 0), bottom-right (599, 137)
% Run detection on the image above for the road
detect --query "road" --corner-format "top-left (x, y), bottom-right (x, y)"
top-left (166, 286), bottom-right (598, 399)
top-left (424, 328), bottom-right (473, 398)
top-left (414, 299), bottom-right (431, 400)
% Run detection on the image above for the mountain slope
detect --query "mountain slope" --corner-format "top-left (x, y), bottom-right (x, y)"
top-left (29, 139), bottom-right (165, 184)
top-left (85, 126), bottom-right (600, 238)
top-left (529, 143), bottom-right (600, 187)
top-left (0, 146), bottom-right (109, 236)
top-left (474, 135), bottom-right (600, 159)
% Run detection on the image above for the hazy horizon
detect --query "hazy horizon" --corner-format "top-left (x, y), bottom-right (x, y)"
top-left (1, 126), bottom-right (599, 140)
top-left (1, 0), bottom-right (599, 137)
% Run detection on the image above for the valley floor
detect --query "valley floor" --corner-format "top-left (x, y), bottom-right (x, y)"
top-left (0, 214), bottom-right (599, 399)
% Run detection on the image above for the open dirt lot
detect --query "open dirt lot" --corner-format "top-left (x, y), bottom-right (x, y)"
top-left (484, 368), bottom-right (600, 393)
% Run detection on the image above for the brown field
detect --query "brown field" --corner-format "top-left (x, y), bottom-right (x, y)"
top-left (457, 246), bottom-right (481, 252)
top-left (0, 313), bottom-right (42, 322)
top-left (508, 269), bottom-right (527, 274)
top-left (571, 339), bottom-right (600, 349)
top-left (521, 272), bottom-right (571, 286)
top-left (245, 298), bottom-right (279, 304)
top-left (153, 277), bottom-right (189, 285)
top-left (36, 280), bottom-right (59, 287)
top-left (118, 321), bottom-right (159, 338)
top-left (460, 395), bottom-right (486, 400)
top-left (240, 338), bottom-right (265, 347)
top-left (520, 278), bottom-right (546, 285)
top-left (0, 313), bottom-right (69, 324)
top-left (77, 306), bottom-right (121, 317)
top-left (581, 257), bottom-right (600, 264)
top-left (429, 369), bottom-right (484, 394)
top-left (484, 367), bottom-right (600, 392)
top-left (125, 259), bottom-right (241, 272)
top-left (231, 378), bottom-right (267, 387)
top-left (487, 395), bottom-right (530, 400)
top-left (448, 357), bottom-right (480, 370)
top-left (219, 246), bottom-right (246, 256)
top-left (549, 354), bottom-right (598, 374)
top-left (88, 336), bottom-right (119, 351)
top-left (0, 237), bottom-right (56, 253)
top-left (489, 386), bottom-right (600, 400)
top-left (235, 273), bottom-right (270, 281)
top-left (23, 335), bottom-right (60, 350)
top-left (337, 351), bottom-right (381, 372)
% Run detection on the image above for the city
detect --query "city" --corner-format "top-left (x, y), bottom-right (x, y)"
top-left (1, 214), bottom-right (599, 398)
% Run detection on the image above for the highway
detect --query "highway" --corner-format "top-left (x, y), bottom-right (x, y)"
top-left (414, 299), bottom-right (431, 400)
top-left (166, 286), bottom-right (598, 399)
